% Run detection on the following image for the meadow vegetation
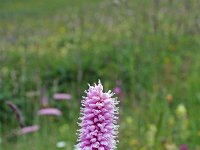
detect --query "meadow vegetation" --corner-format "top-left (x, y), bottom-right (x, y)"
top-left (0, 0), bottom-right (200, 149)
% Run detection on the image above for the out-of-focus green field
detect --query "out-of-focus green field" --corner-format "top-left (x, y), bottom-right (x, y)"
top-left (0, 0), bottom-right (200, 149)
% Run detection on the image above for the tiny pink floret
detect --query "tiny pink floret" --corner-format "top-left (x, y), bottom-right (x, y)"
top-left (77, 81), bottom-right (119, 150)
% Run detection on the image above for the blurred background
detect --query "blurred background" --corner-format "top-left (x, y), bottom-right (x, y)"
top-left (0, 0), bottom-right (200, 149)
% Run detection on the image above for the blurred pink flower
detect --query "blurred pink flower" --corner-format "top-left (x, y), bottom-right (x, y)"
top-left (53, 93), bottom-right (71, 100)
top-left (114, 86), bottom-right (121, 94)
top-left (77, 80), bottom-right (119, 150)
top-left (19, 125), bottom-right (39, 135)
top-left (37, 108), bottom-right (62, 116)
top-left (6, 101), bottom-right (40, 135)
top-left (180, 144), bottom-right (188, 150)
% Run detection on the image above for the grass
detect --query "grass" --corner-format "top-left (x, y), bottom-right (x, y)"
top-left (1, 0), bottom-right (200, 149)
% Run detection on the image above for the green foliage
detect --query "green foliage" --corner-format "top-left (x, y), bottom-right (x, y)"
top-left (1, 0), bottom-right (200, 149)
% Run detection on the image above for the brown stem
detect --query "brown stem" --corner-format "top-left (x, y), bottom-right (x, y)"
top-left (6, 101), bottom-right (25, 128)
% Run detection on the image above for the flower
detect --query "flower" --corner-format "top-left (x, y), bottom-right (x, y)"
top-left (53, 93), bottom-right (71, 100)
top-left (77, 80), bottom-right (119, 150)
top-left (176, 104), bottom-right (187, 118)
top-left (114, 86), bottom-right (121, 95)
top-left (6, 101), bottom-right (40, 135)
top-left (19, 125), bottom-right (40, 135)
top-left (37, 108), bottom-right (62, 116)
top-left (180, 144), bottom-right (188, 150)
top-left (56, 141), bottom-right (67, 148)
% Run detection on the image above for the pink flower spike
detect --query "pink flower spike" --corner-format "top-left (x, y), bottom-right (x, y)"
top-left (53, 93), bottom-right (71, 100)
top-left (77, 80), bottom-right (119, 150)
top-left (37, 108), bottom-right (62, 116)
top-left (19, 125), bottom-right (39, 135)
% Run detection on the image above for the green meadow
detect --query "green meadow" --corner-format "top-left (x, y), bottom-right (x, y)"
top-left (0, 0), bottom-right (200, 149)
